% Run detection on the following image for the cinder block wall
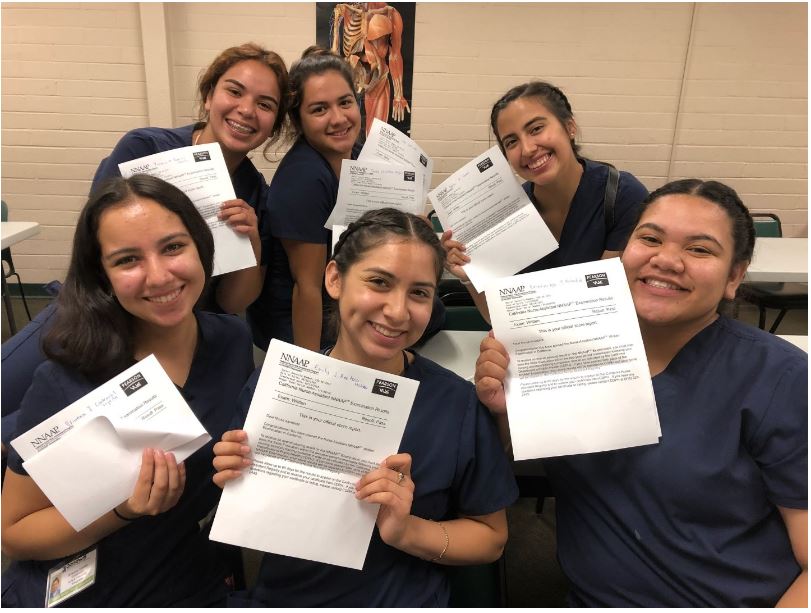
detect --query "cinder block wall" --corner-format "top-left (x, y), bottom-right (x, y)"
top-left (2, 2), bottom-right (806, 284)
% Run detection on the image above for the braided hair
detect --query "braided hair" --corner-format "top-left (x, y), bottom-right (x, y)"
top-left (327, 208), bottom-right (446, 339)
top-left (490, 81), bottom-right (580, 156)
top-left (332, 208), bottom-right (445, 280)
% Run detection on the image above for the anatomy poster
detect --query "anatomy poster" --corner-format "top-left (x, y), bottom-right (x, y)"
top-left (317, 2), bottom-right (415, 140)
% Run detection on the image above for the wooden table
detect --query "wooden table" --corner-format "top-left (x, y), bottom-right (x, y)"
top-left (2, 221), bottom-right (40, 334)
top-left (746, 237), bottom-right (808, 283)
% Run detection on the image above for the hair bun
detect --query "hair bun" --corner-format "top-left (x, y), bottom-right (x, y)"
top-left (301, 45), bottom-right (334, 60)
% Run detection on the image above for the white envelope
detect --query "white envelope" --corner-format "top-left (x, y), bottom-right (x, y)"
top-left (12, 355), bottom-right (211, 531)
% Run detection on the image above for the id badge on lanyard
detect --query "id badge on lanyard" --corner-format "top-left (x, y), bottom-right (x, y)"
top-left (45, 548), bottom-right (97, 607)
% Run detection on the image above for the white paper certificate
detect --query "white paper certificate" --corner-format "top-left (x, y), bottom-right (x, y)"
top-left (209, 340), bottom-right (417, 570)
top-left (358, 117), bottom-right (433, 208)
top-left (117, 143), bottom-right (256, 276)
top-left (428, 146), bottom-right (558, 292)
top-left (325, 159), bottom-right (425, 229)
top-left (486, 258), bottom-right (660, 460)
top-left (11, 355), bottom-right (211, 531)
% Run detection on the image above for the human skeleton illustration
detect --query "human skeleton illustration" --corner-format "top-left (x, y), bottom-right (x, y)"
top-left (330, 2), bottom-right (410, 135)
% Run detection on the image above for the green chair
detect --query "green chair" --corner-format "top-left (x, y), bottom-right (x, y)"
top-left (739, 213), bottom-right (807, 333)
top-left (442, 305), bottom-right (491, 331)
top-left (428, 210), bottom-right (444, 233)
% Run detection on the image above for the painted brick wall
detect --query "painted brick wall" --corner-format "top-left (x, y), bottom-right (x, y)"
top-left (2, 2), bottom-right (806, 284)
top-left (2, 2), bottom-right (146, 283)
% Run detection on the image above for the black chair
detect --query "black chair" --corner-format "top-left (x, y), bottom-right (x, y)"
top-left (739, 213), bottom-right (807, 333)
top-left (2, 200), bottom-right (33, 332)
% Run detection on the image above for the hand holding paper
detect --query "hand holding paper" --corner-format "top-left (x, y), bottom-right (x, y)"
top-left (118, 143), bottom-right (256, 276)
top-left (209, 340), bottom-right (418, 569)
top-left (212, 429), bottom-right (252, 488)
top-left (485, 258), bottom-right (660, 460)
top-left (117, 448), bottom-right (187, 519)
top-left (11, 355), bottom-right (211, 531)
top-left (473, 334), bottom-right (510, 415)
top-left (354, 452), bottom-right (415, 549)
top-left (429, 146), bottom-right (558, 292)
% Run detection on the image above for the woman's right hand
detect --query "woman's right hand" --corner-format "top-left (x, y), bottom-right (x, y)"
top-left (475, 332), bottom-right (510, 415)
top-left (441, 229), bottom-right (472, 283)
top-left (212, 430), bottom-right (252, 489)
top-left (115, 448), bottom-right (186, 519)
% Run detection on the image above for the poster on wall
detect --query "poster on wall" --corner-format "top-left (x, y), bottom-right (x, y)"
top-left (316, 2), bottom-right (415, 141)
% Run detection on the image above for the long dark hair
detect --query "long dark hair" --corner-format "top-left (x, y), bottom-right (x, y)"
top-left (44, 175), bottom-right (214, 383)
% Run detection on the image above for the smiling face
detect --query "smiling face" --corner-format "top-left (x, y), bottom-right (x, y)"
top-left (495, 96), bottom-right (579, 187)
top-left (98, 197), bottom-right (205, 333)
top-left (299, 70), bottom-right (361, 167)
top-left (200, 59), bottom-right (281, 160)
top-left (622, 194), bottom-right (747, 333)
top-left (325, 239), bottom-right (437, 374)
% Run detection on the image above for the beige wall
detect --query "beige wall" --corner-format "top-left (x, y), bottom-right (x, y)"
top-left (2, 2), bottom-right (807, 284)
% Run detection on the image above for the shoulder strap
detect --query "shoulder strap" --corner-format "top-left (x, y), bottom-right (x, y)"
top-left (603, 164), bottom-right (619, 234)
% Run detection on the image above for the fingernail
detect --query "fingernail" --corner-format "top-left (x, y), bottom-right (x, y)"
top-left (241, 445), bottom-right (250, 454)
top-left (243, 458), bottom-right (252, 466)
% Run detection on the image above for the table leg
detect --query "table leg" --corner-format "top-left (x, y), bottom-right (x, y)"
top-left (2, 272), bottom-right (17, 335)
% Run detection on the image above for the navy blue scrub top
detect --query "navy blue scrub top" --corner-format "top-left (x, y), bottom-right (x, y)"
top-left (2, 312), bottom-right (255, 608)
top-left (249, 137), bottom-right (339, 349)
top-left (546, 316), bottom-right (807, 607)
top-left (92, 124), bottom-right (269, 226)
top-left (250, 137), bottom-right (444, 350)
top-left (232, 351), bottom-right (518, 607)
top-left (521, 158), bottom-right (648, 273)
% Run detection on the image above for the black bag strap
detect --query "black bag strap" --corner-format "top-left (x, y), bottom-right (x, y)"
top-left (578, 158), bottom-right (620, 237)
top-left (603, 163), bottom-right (619, 235)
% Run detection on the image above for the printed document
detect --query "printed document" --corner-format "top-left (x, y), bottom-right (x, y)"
top-left (486, 258), bottom-right (660, 460)
top-left (429, 146), bottom-right (558, 292)
top-left (210, 340), bottom-right (417, 569)
top-left (11, 355), bottom-right (210, 531)
top-left (358, 117), bottom-right (433, 208)
top-left (118, 143), bottom-right (256, 276)
top-left (325, 158), bottom-right (425, 228)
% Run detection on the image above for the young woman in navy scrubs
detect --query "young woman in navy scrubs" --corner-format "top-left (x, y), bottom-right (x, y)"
top-left (475, 180), bottom-right (808, 607)
top-left (214, 208), bottom-right (518, 607)
top-left (249, 46), bottom-right (362, 351)
top-left (1, 176), bottom-right (255, 607)
top-left (94, 42), bottom-right (289, 314)
top-left (443, 81), bottom-right (649, 321)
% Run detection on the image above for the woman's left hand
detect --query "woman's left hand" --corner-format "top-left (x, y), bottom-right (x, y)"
top-left (355, 453), bottom-right (415, 548)
top-left (219, 199), bottom-right (258, 241)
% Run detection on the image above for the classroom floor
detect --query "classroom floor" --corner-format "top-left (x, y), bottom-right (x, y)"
top-left (2, 295), bottom-right (807, 605)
